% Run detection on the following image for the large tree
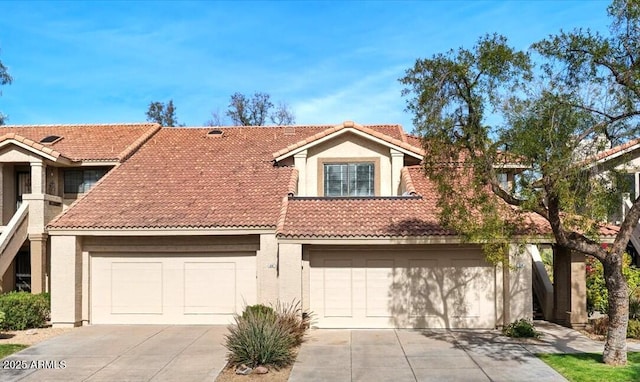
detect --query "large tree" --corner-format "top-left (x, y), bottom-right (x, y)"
top-left (401, 0), bottom-right (640, 366)
top-left (145, 100), bottom-right (181, 127)
top-left (206, 92), bottom-right (295, 126)
top-left (0, 51), bottom-right (13, 125)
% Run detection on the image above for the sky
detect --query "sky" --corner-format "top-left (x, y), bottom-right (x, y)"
top-left (0, 0), bottom-right (612, 132)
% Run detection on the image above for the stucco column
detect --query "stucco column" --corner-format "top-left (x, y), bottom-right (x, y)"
top-left (278, 243), bottom-right (302, 303)
top-left (30, 161), bottom-right (45, 195)
top-left (256, 234), bottom-right (279, 305)
top-left (500, 245), bottom-right (533, 327)
top-left (29, 233), bottom-right (48, 293)
top-left (294, 150), bottom-right (307, 196)
top-left (50, 235), bottom-right (83, 327)
top-left (553, 246), bottom-right (587, 329)
top-left (390, 149), bottom-right (403, 195)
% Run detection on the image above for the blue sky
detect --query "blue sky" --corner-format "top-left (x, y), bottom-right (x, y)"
top-left (0, 0), bottom-right (611, 131)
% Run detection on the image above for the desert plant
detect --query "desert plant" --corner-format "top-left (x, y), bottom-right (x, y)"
top-left (503, 319), bottom-right (540, 338)
top-left (225, 307), bottom-right (295, 368)
top-left (274, 300), bottom-right (313, 346)
top-left (0, 292), bottom-right (49, 330)
top-left (242, 304), bottom-right (276, 322)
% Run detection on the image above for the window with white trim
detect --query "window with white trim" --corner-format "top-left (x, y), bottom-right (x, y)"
top-left (324, 162), bottom-right (374, 196)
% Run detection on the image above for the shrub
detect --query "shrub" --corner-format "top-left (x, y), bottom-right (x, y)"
top-left (0, 292), bottom-right (50, 330)
top-left (627, 319), bottom-right (640, 339)
top-left (503, 319), bottom-right (540, 338)
top-left (591, 317), bottom-right (608, 336)
top-left (242, 304), bottom-right (276, 322)
top-left (225, 307), bottom-right (295, 368)
top-left (0, 311), bottom-right (5, 326)
top-left (274, 300), bottom-right (313, 347)
top-left (586, 253), bottom-right (640, 316)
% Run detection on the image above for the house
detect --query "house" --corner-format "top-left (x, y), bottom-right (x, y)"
top-left (0, 121), bottom-right (595, 329)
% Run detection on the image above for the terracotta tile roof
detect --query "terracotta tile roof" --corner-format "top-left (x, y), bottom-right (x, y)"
top-left (49, 126), bottom-right (342, 229)
top-left (0, 123), bottom-right (160, 161)
top-left (278, 196), bottom-right (452, 238)
top-left (590, 137), bottom-right (640, 163)
top-left (405, 134), bottom-right (422, 149)
top-left (272, 121), bottom-right (423, 159)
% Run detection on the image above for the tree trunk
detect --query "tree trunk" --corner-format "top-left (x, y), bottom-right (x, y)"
top-left (602, 253), bottom-right (629, 365)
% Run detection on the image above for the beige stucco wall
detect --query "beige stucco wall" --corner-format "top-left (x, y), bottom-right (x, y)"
top-left (278, 243), bottom-right (302, 303)
top-left (302, 132), bottom-right (394, 196)
top-left (50, 235), bottom-right (83, 327)
top-left (506, 245), bottom-right (533, 325)
top-left (256, 234), bottom-right (279, 305)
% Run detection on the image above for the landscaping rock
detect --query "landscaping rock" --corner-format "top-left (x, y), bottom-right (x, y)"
top-left (235, 364), bottom-right (252, 375)
top-left (254, 366), bottom-right (269, 374)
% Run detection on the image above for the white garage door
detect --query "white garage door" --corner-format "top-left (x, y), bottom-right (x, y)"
top-left (310, 248), bottom-right (496, 329)
top-left (90, 253), bottom-right (256, 324)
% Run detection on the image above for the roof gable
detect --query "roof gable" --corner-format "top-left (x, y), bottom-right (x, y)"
top-left (0, 133), bottom-right (65, 162)
top-left (273, 121), bottom-right (424, 162)
top-left (0, 123), bottom-right (160, 162)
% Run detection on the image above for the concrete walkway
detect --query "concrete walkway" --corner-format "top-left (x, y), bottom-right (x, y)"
top-left (0, 325), bottom-right (228, 382)
top-left (290, 321), bottom-right (639, 382)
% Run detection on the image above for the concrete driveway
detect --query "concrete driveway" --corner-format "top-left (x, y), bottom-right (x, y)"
top-left (0, 325), bottom-right (228, 382)
top-left (289, 329), bottom-right (567, 382)
top-left (0, 322), bottom-right (625, 382)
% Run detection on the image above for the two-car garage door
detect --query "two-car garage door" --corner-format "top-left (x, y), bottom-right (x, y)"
top-left (90, 253), bottom-right (256, 324)
top-left (309, 248), bottom-right (496, 329)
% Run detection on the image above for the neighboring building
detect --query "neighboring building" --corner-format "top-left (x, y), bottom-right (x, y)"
top-left (0, 121), bottom-right (596, 329)
top-left (0, 123), bottom-right (160, 294)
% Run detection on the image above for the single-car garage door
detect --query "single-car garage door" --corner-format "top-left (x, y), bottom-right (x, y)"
top-left (91, 253), bottom-right (256, 324)
top-left (309, 248), bottom-right (496, 329)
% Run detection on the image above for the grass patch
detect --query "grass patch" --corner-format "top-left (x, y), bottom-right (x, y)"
top-left (538, 352), bottom-right (640, 382)
top-left (0, 344), bottom-right (28, 358)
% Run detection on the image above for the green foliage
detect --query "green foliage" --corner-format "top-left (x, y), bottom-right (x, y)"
top-left (539, 352), bottom-right (640, 382)
top-left (145, 100), bottom-right (181, 127)
top-left (225, 307), bottom-right (295, 368)
top-left (0, 344), bottom-right (28, 359)
top-left (503, 318), bottom-right (540, 338)
top-left (591, 317), bottom-right (640, 339)
top-left (0, 292), bottom-right (50, 331)
top-left (224, 301), bottom-right (312, 368)
top-left (627, 319), bottom-right (640, 339)
top-left (214, 92), bottom-right (295, 126)
top-left (586, 254), bottom-right (640, 315)
top-left (242, 304), bottom-right (276, 322)
top-left (0, 311), bottom-right (5, 325)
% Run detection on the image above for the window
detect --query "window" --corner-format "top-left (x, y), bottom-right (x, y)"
top-left (324, 162), bottom-right (374, 196)
top-left (64, 169), bottom-right (107, 194)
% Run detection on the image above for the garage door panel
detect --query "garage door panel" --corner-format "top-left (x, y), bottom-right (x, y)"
top-left (407, 259), bottom-right (440, 318)
top-left (310, 250), bottom-right (496, 329)
top-left (365, 260), bottom-right (393, 317)
top-left (184, 262), bottom-right (235, 314)
top-left (111, 262), bottom-right (163, 314)
top-left (91, 254), bottom-right (256, 324)
top-left (323, 260), bottom-right (353, 317)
